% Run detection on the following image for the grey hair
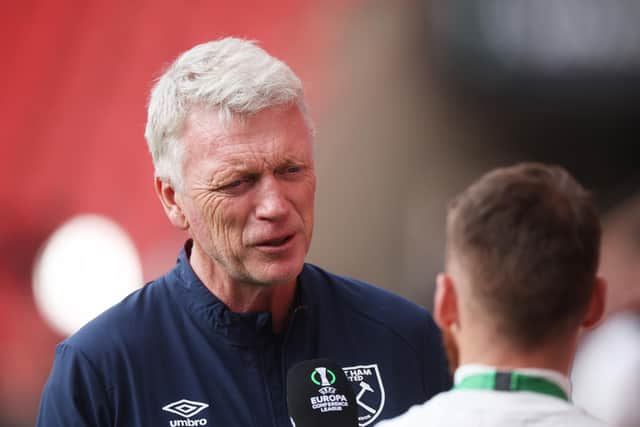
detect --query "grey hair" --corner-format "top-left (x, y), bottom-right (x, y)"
top-left (144, 37), bottom-right (313, 189)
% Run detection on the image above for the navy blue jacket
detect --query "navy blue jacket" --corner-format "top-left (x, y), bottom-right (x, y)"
top-left (37, 244), bottom-right (451, 426)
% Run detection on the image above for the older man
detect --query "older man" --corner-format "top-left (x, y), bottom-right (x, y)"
top-left (37, 38), bottom-right (450, 426)
top-left (379, 163), bottom-right (607, 426)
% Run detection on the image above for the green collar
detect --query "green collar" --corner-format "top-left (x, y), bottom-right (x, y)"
top-left (454, 371), bottom-right (569, 401)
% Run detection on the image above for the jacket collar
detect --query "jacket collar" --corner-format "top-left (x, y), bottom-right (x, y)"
top-left (169, 240), bottom-right (309, 347)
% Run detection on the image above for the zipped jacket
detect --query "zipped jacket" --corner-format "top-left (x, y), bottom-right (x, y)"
top-left (37, 243), bottom-right (451, 427)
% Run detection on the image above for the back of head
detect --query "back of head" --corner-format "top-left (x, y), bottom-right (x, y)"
top-left (447, 162), bottom-right (601, 349)
top-left (144, 37), bottom-right (309, 188)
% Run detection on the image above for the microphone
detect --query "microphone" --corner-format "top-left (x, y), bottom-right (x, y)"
top-left (286, 358), bottom-right (359, 427)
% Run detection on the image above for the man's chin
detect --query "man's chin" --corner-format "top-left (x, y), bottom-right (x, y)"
top-left (247, 259), bottom-right (304, 287)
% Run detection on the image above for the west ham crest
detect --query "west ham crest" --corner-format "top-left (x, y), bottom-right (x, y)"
top-left (342, 364), bottom-right (385, 426)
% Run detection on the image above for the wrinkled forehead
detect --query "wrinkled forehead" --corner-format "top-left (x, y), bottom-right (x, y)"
top-left (181, 105), bottom-right (314, 161)
top-left (189, 103), bottom-right (310, 134)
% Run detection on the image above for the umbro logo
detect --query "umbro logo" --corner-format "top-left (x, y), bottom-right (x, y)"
top-left (162, 399), bottom-right (210, 426)
top-left (163, 399), bottom-right (209, 417)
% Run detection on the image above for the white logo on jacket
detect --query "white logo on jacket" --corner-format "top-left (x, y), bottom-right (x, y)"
top-left (162, 399), bottom-right (209, 426)
top-left (343, 364), bottom-right (386, 426)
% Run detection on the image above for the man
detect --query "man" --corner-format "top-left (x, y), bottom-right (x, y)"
top-left (379, 163), bottom-right (607, 426)
top-left (37, 38), bottom-right (450, 426)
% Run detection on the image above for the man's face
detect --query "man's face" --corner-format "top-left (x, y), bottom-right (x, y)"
top-left (177, 106), bottom-right (316, 288)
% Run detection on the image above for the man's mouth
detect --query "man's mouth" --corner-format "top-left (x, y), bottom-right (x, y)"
top-left (256, 234), bottom-right (294, 247)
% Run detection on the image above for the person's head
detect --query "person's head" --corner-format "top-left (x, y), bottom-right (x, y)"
top-left (145, 38), bottom-right (316, 289)
top-left (145, 37), bottom-right (312, 190)
top-left (599, 193), bottom-right (640, 314)
top-left (436, 162), bottom-right (605, 356)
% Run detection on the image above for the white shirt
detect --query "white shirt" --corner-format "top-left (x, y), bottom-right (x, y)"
top-left (377, 364), bottom-right (606, 427)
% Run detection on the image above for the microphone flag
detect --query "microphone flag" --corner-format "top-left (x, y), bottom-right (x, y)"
top-left (286, 358), bottom-right (359, 427)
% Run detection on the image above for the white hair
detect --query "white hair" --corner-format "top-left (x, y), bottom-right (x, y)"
top-left (144, 37), bottom-right (312, 189)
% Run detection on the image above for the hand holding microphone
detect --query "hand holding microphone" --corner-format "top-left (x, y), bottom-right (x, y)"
top-left (286, 359), bottom-right (359, 427)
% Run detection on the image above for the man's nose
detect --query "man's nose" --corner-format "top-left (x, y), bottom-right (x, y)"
top-left (255, 176), bottom-right (289, 221)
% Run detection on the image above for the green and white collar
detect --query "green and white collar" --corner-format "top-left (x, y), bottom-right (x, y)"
top-left (454, 364), bottom-right (571, 401)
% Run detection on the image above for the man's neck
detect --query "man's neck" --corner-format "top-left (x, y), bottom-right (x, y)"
top-left (189, 243), bottom-right (297, 334)
top-left (457, 333), bottom-right (577, 376)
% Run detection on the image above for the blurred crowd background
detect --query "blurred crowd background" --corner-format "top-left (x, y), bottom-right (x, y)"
top-left (2, 1), bottom-right (639, 426)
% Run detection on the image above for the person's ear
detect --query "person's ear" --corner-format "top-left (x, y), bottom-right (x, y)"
top-left (154, 177), bottom-right (188, 230)
top-left (582, 276), bottom-right (607, 329)
top-left (434, 273), bottom-right (460, 331)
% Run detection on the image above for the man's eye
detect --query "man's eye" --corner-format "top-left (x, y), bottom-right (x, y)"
top-left (278, 165), bottom-right (302, 176)
top-left (227, 179), bottom-right (244, 188)
top-left (217, 176), bottom-right (255, 193)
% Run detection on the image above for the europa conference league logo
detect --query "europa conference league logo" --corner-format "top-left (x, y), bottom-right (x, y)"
top-left (309, 367), bottom-right (350, 412)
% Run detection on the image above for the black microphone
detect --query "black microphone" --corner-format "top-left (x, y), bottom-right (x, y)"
top-left (286, 358), bottom-right (359, 427)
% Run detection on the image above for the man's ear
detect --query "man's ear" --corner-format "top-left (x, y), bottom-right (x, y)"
top-left (582, 276), bottom-right (607, 329)
top-left (154, 177), bottom-right (188, 230)
top-left (434, 273), bottom-right (459, 331)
